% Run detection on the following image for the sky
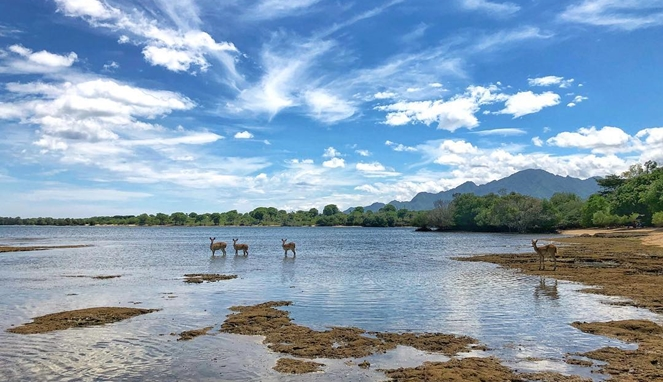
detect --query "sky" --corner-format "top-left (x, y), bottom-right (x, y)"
top-left (1, 0), bottom-right (662, 218)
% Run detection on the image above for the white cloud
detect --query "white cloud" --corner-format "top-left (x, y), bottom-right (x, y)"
top-left (0, 45), bottom-right (77, 74)
top-left (560, 0), bottom-right (663, 30)
top-left (323, 147), bottom-right (341, 158)
top-left (385, 140), bottom-right (417, 152)
top-left (532, 136), bottom-right (544, 147)
top-left (250, 0), bottom-right (321, 20)
top-left (547, 126), bottom-right (632, 153)
top-left (459, 0), bottom-right (520, 16)
top-left (54, 0), bottom-right (239, 77)
top-left (376, 85), bottom-right (507, 131)
top-left (472, 128), bottom-right (526, 136)
top-left (429, 83), bottom-right (444, 88)
top-left (234, 131), bottom-right (254, 139)
top-left (497, 91), bottom-right (560, 118)
top-left (355, 149), bottom-right (371, 157)
top-left (567, 95), bottom-right (588, 107)
top-left (356, 162), bottom-right (386, 172)
top-left (356, 162), bottom-right (400, 177)
top-left (103, 61), bottom-right (119, 71)
top-left (374, 91), bottom-right (397, 99)
top-left (304, 89), bottom-right (356, 123)
top-left (636, 127), bottom-right (663, 146)
top-left (322, 157), bottom-right (345, 168)
top-left (528, 76), bottom-right (574, 88)
top-left (232, 38), bottom-right (334, 118)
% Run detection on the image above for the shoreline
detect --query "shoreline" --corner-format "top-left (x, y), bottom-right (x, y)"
top-left (459, 227), bottom-right (663, 380)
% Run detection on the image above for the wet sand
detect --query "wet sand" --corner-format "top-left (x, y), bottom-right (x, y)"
top-left (458, 228), bottom-right (663, 381)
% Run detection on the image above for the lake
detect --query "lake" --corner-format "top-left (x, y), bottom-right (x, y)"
top-left (0, 226), bottom-right (659, 381)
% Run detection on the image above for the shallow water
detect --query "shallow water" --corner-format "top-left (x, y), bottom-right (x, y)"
top-left (0, 226), bottom-right (659, 381)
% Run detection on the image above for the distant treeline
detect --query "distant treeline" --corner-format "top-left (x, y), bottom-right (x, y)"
top-left (3, 162), bottom-right (663, 232)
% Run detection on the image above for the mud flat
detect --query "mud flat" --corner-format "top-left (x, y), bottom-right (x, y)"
top-left (183, 273), bottom-right (238, 283)
top-left (458, 228), bottom-right (663, 381)
top-left (219, 301), bottom-right (586, 381)
top-left (7, 307), bottom-right (160, 334)
top-left (0, 244), bottom-right (90, 253)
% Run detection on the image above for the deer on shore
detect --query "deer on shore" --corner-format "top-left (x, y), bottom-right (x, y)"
top-left (209, 237), bottom-right (227, 257)
top-left (532, 239), bottom-right (557, 271)
top-left (281, 239), bottom-right (296, 257)
top-left (232, 238), bottom-right (249, 256)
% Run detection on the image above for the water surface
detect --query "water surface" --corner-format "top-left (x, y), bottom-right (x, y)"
top-left (0, 226), bottom-right (659, 381)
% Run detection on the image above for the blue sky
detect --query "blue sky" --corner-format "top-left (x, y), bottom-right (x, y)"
top-left (1, 0), bottom-right (662, 218)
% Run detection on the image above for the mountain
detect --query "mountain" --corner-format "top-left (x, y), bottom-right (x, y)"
top-left (352, 169), bottom-right (600, 212)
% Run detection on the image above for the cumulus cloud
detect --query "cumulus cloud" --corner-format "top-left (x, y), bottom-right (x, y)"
top-left (322, 157), bottom-right (345, 168)
top-left (0, 44), bottom-right (77, 74)
top-left (532, 136), bottom-right (544, 147)
top-left (547, 126), bottom-right (632, 153)
top-left (496, 91), bottom-right (560, 118)
top-left (376, 85), bottom-right (507, 131)
top-left (567, 95), bottom-right (588, 107)
top-left (323, 146), bottom-right (341, 158)
top-left (355, 149), bottom-right (371, 157)
top-left (234, 131), bottom-right (254, 139)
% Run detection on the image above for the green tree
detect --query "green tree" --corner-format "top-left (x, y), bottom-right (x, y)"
top-left (323, 204), bottom-right (340, 216)
top-left (171, 212), bottom-right (188, 226)
top-left (428, 200), bottom-right (455, 230)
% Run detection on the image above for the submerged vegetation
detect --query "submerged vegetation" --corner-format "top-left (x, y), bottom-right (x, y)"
top-left (3, 162), bottom-right (663, 233)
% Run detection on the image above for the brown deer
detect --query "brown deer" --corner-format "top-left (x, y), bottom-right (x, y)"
top-left (532, 239), bottom-right (557, 270)
top-left (209, 237), bottom-right (226, 256)
top-left (232, 238), bottom-right (249, 256)
top-left (281, 239), bottom-right (296, 257)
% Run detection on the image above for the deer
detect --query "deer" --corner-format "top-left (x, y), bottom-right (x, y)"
top-left (281, 239), bottom-right (296, 257)
top-left (532, 239), bottom-right (557, 271)
top-left (209, 237), bottom-right (227, 257)
top-left (232, 238), bottom-right (249, 256)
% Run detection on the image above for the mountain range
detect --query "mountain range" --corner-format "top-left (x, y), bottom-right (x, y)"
top-left (353, 169), bottom-right (601, 212)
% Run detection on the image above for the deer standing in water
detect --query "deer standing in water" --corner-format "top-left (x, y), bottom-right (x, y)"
top-left (232, 238), bottom-right (249, 256)
top-left (281, 239), bottom-right (296, 257)
top-left (532, 239), bottom-right (557, 271)
top-left (209, 237), bottom-right (227, 257)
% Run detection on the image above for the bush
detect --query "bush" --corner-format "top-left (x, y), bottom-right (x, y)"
top-left (653, 211), bottom-right (663, 227)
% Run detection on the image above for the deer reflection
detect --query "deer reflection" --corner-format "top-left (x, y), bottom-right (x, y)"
top-left (534, 277), bottom-right (559, 301)
top-left (281, 256), bottom-right (296, 284)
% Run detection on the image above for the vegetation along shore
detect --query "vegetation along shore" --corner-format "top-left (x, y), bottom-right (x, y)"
top-left (2, 162), bottom-right (663, 232)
